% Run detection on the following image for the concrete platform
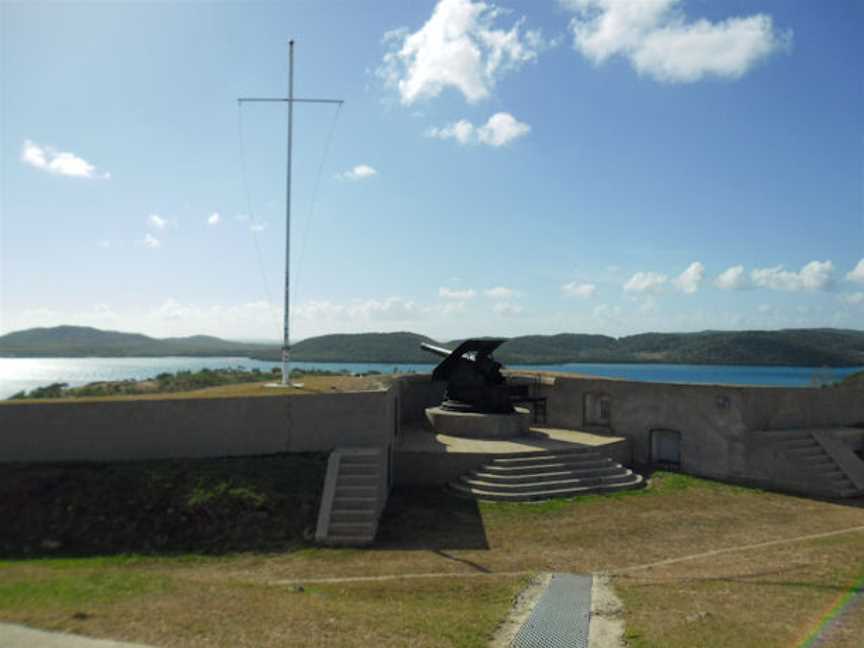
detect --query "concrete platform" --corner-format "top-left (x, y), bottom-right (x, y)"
top-left (424, 405), bottom-right (531, 439)
top-left (394, 422), bottom-right (632, 486)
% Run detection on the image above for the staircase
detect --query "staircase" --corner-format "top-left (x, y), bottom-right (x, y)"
top-left (449, 447), bottom-right (644, 502)
top-left (764, 429), bottom-right (863, 498)
top-left (315, 447), bottom-right (386, 546)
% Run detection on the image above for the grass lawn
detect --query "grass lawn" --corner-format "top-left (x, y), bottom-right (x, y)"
top-left (0, 374), bottom-right (394, 405)
top-left (1, 472), bottom-right (863, 646)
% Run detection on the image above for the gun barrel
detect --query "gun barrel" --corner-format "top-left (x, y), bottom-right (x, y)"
top-left (420, 342), bottom-right (453, 358)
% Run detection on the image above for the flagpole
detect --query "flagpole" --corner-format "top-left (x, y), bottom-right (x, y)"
top-left (237, 42), bottom-right (343, 388)
top-left (282, 40), bottom-right (294, 385)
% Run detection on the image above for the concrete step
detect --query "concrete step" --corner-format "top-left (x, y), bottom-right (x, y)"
top-left (786, 447), bottom-right (827, 458)
top-left (761, 429), bottom-right (815, 440)
top-left (837, 487), bottom-right (864, 498)
top-left (340, 464), bottom-right (378, 476)
top-left (331, 496), bottom-right (377, 510)
top-left (471, 465), bottom-right (624, 483)
top-left (482, 458), bottom-right (613, 475)
top-left (459, 471), bottom-right (637, 493)
top-left (330, 509), bottom-right (376, 524)
top-left (497, 447), bottom-right (603, 460)
top-left (328, 521), bottom-right (376, 536)
top-left (780, 439), bottom-right (820, 450)
top-left (334, 486), bottom-right (377, 498)
top-left (449, 474), bottom-right (645, 502)
top-left (491, 449), bottom-right (601, 464)
top-left (338, 474), bottom-right (379, 487)
top-left (793, 454), bottom-right (834, 465)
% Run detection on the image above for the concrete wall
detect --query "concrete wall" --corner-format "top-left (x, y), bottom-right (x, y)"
top-left (517, 372), bottom-right (864, 485)
top-left (0, 388), bottom-right (396, 463)
top-left (396, 374), bottom-right (444, 424)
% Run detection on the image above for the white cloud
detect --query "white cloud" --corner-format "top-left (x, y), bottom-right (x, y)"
top-left (338, 164), bottom-right (378, 181)
top-left (484, 286), bottom-right (516, 299)
top-left (714, 264), bottom-right (748, 290)
top-left (846, 259), bottom-right (864, 284)
top-left (379, 0), bottom-right (543, 104)
top-left (623, 271), bottom-right (667, 294)
top-left (426, 119), bottom-right (476, 144)
top-left (841, 292), bottom-right (864, 306)
top-left (493, 301), bottom-right (523, 316)
top-left (296, 297), bottom-right (422, 323)
top-left (561, 281), bottom-right (596, 298)
top-left (97, 240), bottom-right (111, 249)
top-left (672, 261), bottom-right (704, 294)
top-left (751, 260), bottom-right (833, 291)
top-left (20, 139), bottom-right (110, 179)
top-left (250, 222), bottom-right (267, 232)
top-left (477, 112), bottom-right (531, 146)
top-left (148, 213), bottom-right (167, 230)
top-left (426, 112), bottom-right (530, 146)
top-left (564, 0), bottom-right (790, 83)
top-left (442, 301), bottom-right (467, 315)
top-left (143, 234), bottom-right (161, 249)
top-left (439, 286), bottom-right (477, 300)
top-left (208, 212), bottom-right (221, 225)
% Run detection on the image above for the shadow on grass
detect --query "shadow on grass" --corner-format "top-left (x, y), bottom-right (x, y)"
top-left (373, 485), bottom-right (489, 552)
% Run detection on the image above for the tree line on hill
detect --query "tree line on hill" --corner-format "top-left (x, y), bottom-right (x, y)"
top-left (1, 325), bottom-right (864, 367)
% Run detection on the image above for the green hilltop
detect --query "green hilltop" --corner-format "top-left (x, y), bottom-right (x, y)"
top-left (2, 325), bottom-right (864, 367)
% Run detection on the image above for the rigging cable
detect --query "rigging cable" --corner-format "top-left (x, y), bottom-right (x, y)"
top-left (289, 102), bottom-right (343, 340)
top-left (236, 101), bottom-right (281, 339)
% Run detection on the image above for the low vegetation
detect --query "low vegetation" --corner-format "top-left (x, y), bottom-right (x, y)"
top-left (0, 453), bottom-right (326, 556)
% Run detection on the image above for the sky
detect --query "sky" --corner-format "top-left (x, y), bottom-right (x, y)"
top-left (1, 0), bottom-right (862, 342)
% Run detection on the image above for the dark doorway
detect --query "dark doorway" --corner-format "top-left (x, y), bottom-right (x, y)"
top-left (651, 428), bottom-right (682, 470)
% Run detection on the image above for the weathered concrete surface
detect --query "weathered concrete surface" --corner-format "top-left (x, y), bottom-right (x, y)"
top-left (512, 372), bottom-right (864, 491)
top-left (0, 388), bottom-right (396, 463)
top-left (424, 406), bottom-right (530, 439)
top-left (394, 424), bottom-right (631, 485)
top-left (396, 374), bottom-right (444, 424)
top-left (0, 623), bottom-right (151, 648)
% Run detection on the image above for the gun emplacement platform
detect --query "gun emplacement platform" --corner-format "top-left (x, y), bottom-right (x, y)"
top-left (421, 338), bottom-right (531, 439)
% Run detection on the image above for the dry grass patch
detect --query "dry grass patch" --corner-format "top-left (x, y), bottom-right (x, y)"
top-left (0, 567), bottom-right (525, 647)
top-left (615, 532), bottom-right (864, 648)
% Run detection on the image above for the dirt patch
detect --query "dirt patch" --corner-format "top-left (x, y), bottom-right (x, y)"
top-left (489, 573), bottom-right (550, 648)
top-left (589, 574), bottom-right (625, 648)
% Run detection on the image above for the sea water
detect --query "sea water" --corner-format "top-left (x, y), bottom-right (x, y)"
top-left (1, 357), bottom-right (861, 400)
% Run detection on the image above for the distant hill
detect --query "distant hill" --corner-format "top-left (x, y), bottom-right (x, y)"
top-left (0, 326), bottom-right (273, 358)
top-left (2, 325), bottom-right (864, 367)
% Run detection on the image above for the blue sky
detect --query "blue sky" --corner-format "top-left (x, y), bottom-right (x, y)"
top-left (1, 0), bottom-right (862, 342)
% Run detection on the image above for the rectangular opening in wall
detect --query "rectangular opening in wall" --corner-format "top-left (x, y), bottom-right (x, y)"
top-left (651, 429), bottom-right (681, 471)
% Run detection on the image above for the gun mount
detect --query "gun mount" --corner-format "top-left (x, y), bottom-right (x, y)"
top-left (420, 339), bottom-right (513, 414)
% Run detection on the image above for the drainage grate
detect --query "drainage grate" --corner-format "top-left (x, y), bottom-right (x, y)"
top-left (511, 573), bottom-right (593, 648)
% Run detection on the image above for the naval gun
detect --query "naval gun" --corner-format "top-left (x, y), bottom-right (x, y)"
top-left (420, 339), bottom-right (514, 414)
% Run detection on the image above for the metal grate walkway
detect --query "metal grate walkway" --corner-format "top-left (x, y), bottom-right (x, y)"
top-left (511, 573), bottom-right (593, 648)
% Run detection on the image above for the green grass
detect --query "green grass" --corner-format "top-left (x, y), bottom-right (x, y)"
top-left (0, 572), bottom-right (171, 609)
